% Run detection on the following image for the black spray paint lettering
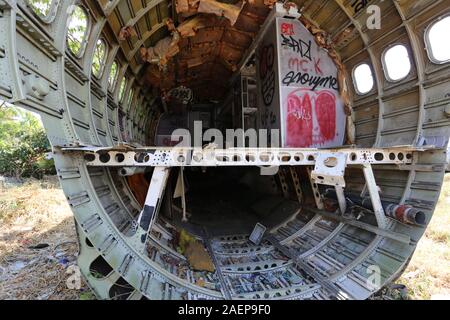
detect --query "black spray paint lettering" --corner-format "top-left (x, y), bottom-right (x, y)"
top-left (260, 44), bottom-right (276, 106)
top-left (262, 70), bottom-right (276, 106)
top-left (281, 35), bottom-right (312, 61)
top-left (282, 71), bottom-right (339, 91)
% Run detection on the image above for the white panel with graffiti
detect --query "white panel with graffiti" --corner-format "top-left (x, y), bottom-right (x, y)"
top-left (278, 18), bottom-right (346, 148)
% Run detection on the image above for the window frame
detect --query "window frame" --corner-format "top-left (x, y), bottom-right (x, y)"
top-left (108, 60), bottom-right (120, 92)
top-left (126, 87), bottom-right (135, 110)
top-left (92, 38), bottom-right (108, 79)
top-left (66, 4), bottom-right (91, 59)
top-left (26, 0), bottom-right (60, 24)
top-left (425, 14), bottom-right (450, 65)
top-left (352, 62), bottom-right (375, 95)
top-left (382, 43), bottom-right (412, 83)
top-left (118, 77), bottom-right (128, 104)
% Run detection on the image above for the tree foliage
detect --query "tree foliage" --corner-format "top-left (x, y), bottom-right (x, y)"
top-left (28, 0), bottom-right (53, 18)
top-left (0, 103), bottom-right (55, 178)
top-left (67, 5), bottom-right (89, 56)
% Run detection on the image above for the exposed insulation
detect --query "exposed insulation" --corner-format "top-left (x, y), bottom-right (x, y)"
top-left (118, 26), bottom-right (137, 40)
top-left (298, 14), bottom-right (356, 144)
top-left (142, 1), bottom-right (270, 101)
top-left (177, 0), bottom-right (245, 25)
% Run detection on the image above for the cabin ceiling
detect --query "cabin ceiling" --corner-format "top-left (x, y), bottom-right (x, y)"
top-left (101, 0), bottom-right (273, 101)
top-left (98, 0), bottom-right (443, 104)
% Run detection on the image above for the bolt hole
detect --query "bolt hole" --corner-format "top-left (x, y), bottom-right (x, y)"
top-left (278, 154), bottom-right (291, 162)
top-left (177, 154), bottom-right (186, 163)
top-left (134, 153), bottom-right (148, 163)
top-left (84, 153), bottom-right (96, 162)
top-left (324, 157), bottom-right (338, 168)
top-left (99, 153), bottom-right (111, 163)
top-left (294, 153), bottom-right (304, 162)
top-left (115, 153), bottom-right (125, 163)
top-left (374, 153), bottom-right (384, 161)
top-left (246, 154), bottom-right (256, 162)
top-left (193, 153), bottom-right (203, 162)
top-left (260, 153), bottom-right (273, 162)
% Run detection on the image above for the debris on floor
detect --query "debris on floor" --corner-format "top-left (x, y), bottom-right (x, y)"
top-left (175, 229), bottom-right (215, 272)
top-left (184, 241), bottom-right (215, 273)
top-left (28, 243), bottom-right (50, 250)
top-left (0, 176), bottom-right (92, 300)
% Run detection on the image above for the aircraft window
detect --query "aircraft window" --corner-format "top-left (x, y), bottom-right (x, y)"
top-left (383, 44), bottom-right (411, 81)
top-left (119, 78), bottom-right (127, 103)
top-left (67, 6), bottom-right (90, 58)
top-left (127, 89), bottom-right (135, 109)
top-left (427, 16), bottom-right (450, 63)
top-left (108, 61), bottom-right (119, 91)
top-left (353, 63), bottom-right (374, 95)
top-left (92, 39), bottom-right (107, 78)
top-left (27, 0), bottom-right (53, 19)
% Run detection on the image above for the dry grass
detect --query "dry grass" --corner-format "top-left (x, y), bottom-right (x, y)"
top-left (0, 175), bottom-right (449, 300)
top-left (0, 176), bottom-right (91, 300)
top-left (397, 174), bottom-right (450, 300)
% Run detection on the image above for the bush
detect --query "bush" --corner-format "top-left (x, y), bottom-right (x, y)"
top-left (0, 104), bottom-right (55, 178)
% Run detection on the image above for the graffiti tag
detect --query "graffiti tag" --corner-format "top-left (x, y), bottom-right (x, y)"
top-left (281, 35), bottom-right (312, 61)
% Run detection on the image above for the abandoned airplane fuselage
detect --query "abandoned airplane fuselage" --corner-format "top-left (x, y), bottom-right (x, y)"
top-left (1, 0), bottom-right (450, 300)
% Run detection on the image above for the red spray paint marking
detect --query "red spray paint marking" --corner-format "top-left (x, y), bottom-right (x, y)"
top-left (288, 58), bottom-right (309, 72)
top-left (315, 91), bottom-right (336, 142)
top-left (281, 23), bottom-right (295, 36)
top-left (286, 92), bottom-right (313, 147)
top-left (285, 89), bottom-right (337, 147)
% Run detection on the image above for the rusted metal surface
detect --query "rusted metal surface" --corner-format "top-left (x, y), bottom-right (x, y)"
top-left (141, 0), bottom-right (272, 101)
top-left (127, 173), bottom-right (150, 207)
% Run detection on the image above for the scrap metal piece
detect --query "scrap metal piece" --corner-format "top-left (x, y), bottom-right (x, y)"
top-left (324, 190), bottom-right (427, 226)
top-left (249, 223), bottom-right (267, 245)
top-left (384, 204), bottom-right (426, 226)
top-left (135, 167), bottom-right (171, 251)
top-left (311, 153), bottom-right (347, 187)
